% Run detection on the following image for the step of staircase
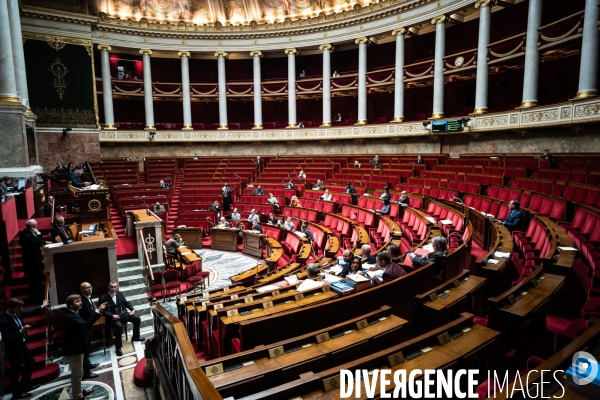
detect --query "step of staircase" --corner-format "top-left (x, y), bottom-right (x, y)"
top-left (116, 259), bottom-right (155, 328)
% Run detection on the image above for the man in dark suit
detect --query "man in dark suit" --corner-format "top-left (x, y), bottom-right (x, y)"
top-left (0, 298), bottom-right (49, 399)
top-left (62, 294), bottom-right (107, 400)
top-left (19, 219), bottom-right (48, 300)
top-left (345, 182), bottom-right (356, 195)
top-left (68, 166), bottom-right (90, 189)
top-left (252, 185), bottom-right (265, 195)
top-left (98, 281), bottom-right (144, 356)
top-left (407, 236), bottom-right (446, 275)
top-left (285, 179), bottom-right (295, 189)
top-left (251, 220), bottom-right (263, 234)
top-left (44, 195), bottom-right (54, 217)
top-left (221, 183), bottom-right (232, 212)
top-left (50, 215), bottom-right (72, 243)
top-left (79, 282), bottom-right (100, 378)
top-left (501, 200), bottom-right (523, 232)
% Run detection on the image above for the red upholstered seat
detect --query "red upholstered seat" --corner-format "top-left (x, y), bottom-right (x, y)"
top-left (163, 269), bottom-right (181, 300)
top-left (151, 271), bottom-right (166, 302)
top-left (582, 295), bottom-right (600, 319)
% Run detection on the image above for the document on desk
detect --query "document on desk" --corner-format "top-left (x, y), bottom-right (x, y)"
top-left (487, 259), bottom-right (500, 264)
top-left (494, 251), bottom-right (511, 258)
top-left (327, 265), bottom-right (343, 275)
top-left (439, 219), bottom-right (453, 225)
top-left (558, 246), bottom-right (578, 251)
top-left (297, 279), bottom-right (324, 292)
top-left (284, 275), bottom-right (299, 285)
top-left (426, 217), bottom-right (437, 224)
top-left (324, 273), bottom-right (342, 283)
top-left (180, 252), bottom-right (192, 255)
top-left (256, 284), bottom-right (280, 293)
top-left (45, 243), bottom-right (63, 248)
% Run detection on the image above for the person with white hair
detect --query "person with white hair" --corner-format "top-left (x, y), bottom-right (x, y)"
top-left (406, 236), bottom-right (446, 275)
top-left (306, 263), bottom-right (320, 279)
top-left (248, 209), bottom-right (260, 223)
top-left (217, 217), bottom-right (229, 228)
top-left (50, 215), bottom-right (72, 243)
top-left (359, 244), bottom-right (377, 264)
top-left (231, 208), bottom-right (241, 220)
top-left (19, 219), bottom-right (48, 299)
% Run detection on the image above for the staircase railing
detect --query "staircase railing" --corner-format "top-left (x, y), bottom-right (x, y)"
top-left (44, 271), bottom-right (53, 362)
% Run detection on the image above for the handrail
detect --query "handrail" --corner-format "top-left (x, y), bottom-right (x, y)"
top-left (44, 271), bottom-right (52, 363)
top-left (44, 271), bottom-right (51, 303)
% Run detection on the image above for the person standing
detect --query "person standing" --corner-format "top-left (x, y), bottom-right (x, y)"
top-left (62, 294), bottom-right (107, 400)
top-left (222, 183), bottom-right (233, 212)
top-left (79, 282), bottom-right (101, 379)
top-left (0, 298), bottom-right (49, 399)
top-left (19, 219), bottom-right (48, 300)
top-left (99, 281), bottom-right (144, 357)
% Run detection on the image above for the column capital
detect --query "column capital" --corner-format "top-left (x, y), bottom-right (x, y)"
top-left (284, 48), bottom-right (298, 55)
top-left (391, 28), bottom-right (408, 36)
top-left (139, 49), bottom-right (153, 56)
top-left (214, 51), bottom-right (228, 58)
top-left (319, 44), bottom-right (333, 52)
top-left (178, 51), bottom-right (191, 58)
top-left (431, 15), bottom-right (447, 25)
top-left (97, 44), bottom-right (112, 52)
top-left (355, 37), bottom-right (369, 45)
top-left (475, 0), bottom-right (497, 9)
top-left (250, 50), bottom-right (263, 57)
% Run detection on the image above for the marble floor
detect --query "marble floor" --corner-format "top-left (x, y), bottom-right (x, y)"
top-left (2, 249), bottom-right (261, 400)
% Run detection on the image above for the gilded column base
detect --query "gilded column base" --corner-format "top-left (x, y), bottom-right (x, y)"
top-left (103, 125), bottom-right (117, 130)
top-left (144, 125), bottom-right (157, 131)
top-left (321, 122), bottom-right (332, 127)
top-left (470, 107), bottom-right (488, 115)
top-left (217, 125), bottom-right (229, 130)
top-left (390, 117), bottom-right (404, 123)
top-left (287, 123), bottom-right (298, 128)
top-left (252, 124), bottom-right (263, 130)
top-left (355, 120), bottom-right (367, 125)
top-left (517, 101), bottom-right (538, 109)
top-left (428, 113), bottom-right (444, 120)
top-left (182, 125), bottom-right (193, 131)
top-left (0, 95), bottom-right (22, 105)
top-left (571, 90), bottom-right (599, 100)
top-left (25, 108), bottom-right (36, 117)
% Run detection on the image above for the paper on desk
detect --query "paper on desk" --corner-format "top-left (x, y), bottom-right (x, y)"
top-left (256, 284), bottom-right (280, 293)
top-left (284, 275), bottom-right (299, 285)
top-left (487, 259), bottom-right (500, 264)
top-left (180, 252), bottom-right (192, 255)
top-left (297, 279), bottom-right (324, 292)
top-left (558, 246), bottom-right (578, 251)
top-left (88, 184), bottom-right (99, 190)
top-left (426, 217), bottom-right (437, 224)
top-left (423, 244), bottom-right (434, 251)
top-left (486, 214), bottom-right (496, 218)
top-left (362, 263), bottom-right (376, 269)
top-left (439, 219), bottom-right (453, 225)
top-left (494, 251), bottom-right (511, 258)
top-left (45, 243), bottom-right (63, 248)
top-left (327, 265), bottom-right (343, 274)
top-left (324, 274), bottom-right (342, 282)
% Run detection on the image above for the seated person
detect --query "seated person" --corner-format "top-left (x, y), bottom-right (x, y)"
top-left (158, 179), bottom-right (169, 189)
top-left (231, 208), bottom-right (241, 220)
top-left (416, 155), bottom-right (424, 164)
top-left (290, 195), bottom-right (301, 207)
top-left (278, 216), bottom-right (285, 227)
top-left (353, 160), bottom-right (361, 168)
top-left (344, 256), bottom-right (366, 277)
top-left (376, 200), bottom-right (391, 215)
top-left (251, 220), bottom-right (263, 233)
top-left (332, 71), bottom-right (340, 77)
top-left (300, 222), bottom-right (314, 243)
top-left (68, 166), bottom-right (90, 188)
top-left (217, 217), bottom-right (229, 228)
top-left (165, 234), bottom-right (182, 256)
top-left (379, 188), bottom-right (391, 202)
top-left (313, 179), bottom-right (325, 190)
top-left (387, 244), bottom-right (402, 263)
top-left (335, 113), bottom-right (342, 122)
top-left (247, 209), bottom-right (260, 223)
top-left (406, 236), bottom-right (446, 275)
top-left (345, 182), bottom-right (356, 194)
top-left (329, 250), bottom-right (354, 277)
top-left (267, 212), bottom-right (278, 225)
top-left (501, 200), bottom-right (523, 231)
top-left (285, 179), bottom-right (295, 189)
top-left (359, 244), bottom-right (377, 264)
top-left (299, 70), bottom-right (306, 77)
top-left (267, 193), bottom-right (279, 207)
top-left (320, 189), bottom-right (332, 201)
top-left (252, 185), bottom-right (265, 195)
top-left (298, 170), bottom-right (307, 179)
top-left (154, 202), bottom-right (165, 213)
top-left (370, 155), bottom-right (382, 169)
top-left (283, 216), bottom-right (295, 231)
top-left (306, 263), bottom-right (320, 279)
top-left (397, 191), bottom-right (410, 205)
top-left (50, 215), bottom-right (72, 243)
top-left (208, 201), bottom-right (221, 217)
top-left (370, 252), bottom-right (407, 285)
top-left (297, 121), bottom-right (305, 128)
top-left (541, 149), bottom-right (555, 163)
top-left (55, 162), bottom-right (68, 172)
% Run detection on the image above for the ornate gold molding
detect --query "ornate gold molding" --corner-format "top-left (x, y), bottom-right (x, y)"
top-left (475, 0), bottom-right (497, 9)
top-left (285, 48), bottom-right (298, 55)
top-left (97, 44), bottom-right (112, 52)
top-left (214, 51), bottom-right (228, 58)
top-left (139, 49), bottom-right (153, 56)
top-left (392, 28), bottom-right (407, 36)
top-left (22, 32), bottom-right (92, 55)
top-left (249, 50), bottom-right (263, 57)
top-left (355, 37), bottom-right (369, 45)
top-left (431, 15), bottom-right (447, 25)
top-left (34, 107), bottom-right (96, 128)
top-left (178, 51), bottom-right (191, 58)
top-left (319, 44), bottom-right (334, 52)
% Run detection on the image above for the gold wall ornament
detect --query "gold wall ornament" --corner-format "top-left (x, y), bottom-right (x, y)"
top-left (49, 58), bottom-right (69, 100)
top-left (97, 44), bottom-right (112, 52)
top-left (139, 49), bottom-right (153, 56)
top-left (355, 37), bottom-right (369, 45)
top-left (392, 28), bottom-right (407, 36)
top-left (178, 51), bottom-right (191, 58)
top-left (214, 51), bottom-right (229, 58)
top-left (284, 48), bottom-right (298, 55)
top-left (33, 107), bottom-right (96, 128)
top-left (431, 15), bottom-right (447, 25)
top-left (319, 44), bottom-right (333, 52)
top-left (249, 50), bottom-right (263, 57)
top-left (475, 0), bottom-right (497, 9)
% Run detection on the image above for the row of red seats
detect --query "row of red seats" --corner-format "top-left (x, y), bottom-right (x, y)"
top-left (464, 195), bottom-right (511, 220)
top-left (395, 208), bottom-right (428, 246)
top-left (241, 188), bottom-right (298, 200)
top-left (340, 205), bottom-right (376, 230)
top-left (319, 214), bottom-right (352, 242)
top-left (486, 187), bottom-right (567, 221)
top-left (559, 207), bottom-right (600, 265)
top-left (483, 167), bottom-right (527, 178)
top-left (512, 217), bottom-right (554, 279)
top-left (511, 178), bottom-right (564, 197)
top-left (369, 219), bottom-right (392, 249)
top-left (422, 187), bottom-right (459, 201)
top-left (238, 195), bottom-right (286, 207)
top-left (281, 207), bottom-right (319, 223)
top-left (424, 202), bottom-right (465, 236)
top-left (303, 190), bottom-right (353, 204)
top-left (563, 183), bottom-right (600, 208)
top-left (536, 169), bottom-right (587, 184)
top-left (297, 199), bottom-right (337, 214)
top-left (560, 161), bottom-right (600, 172)
top-left (356, 197), bottom-right (385, 210)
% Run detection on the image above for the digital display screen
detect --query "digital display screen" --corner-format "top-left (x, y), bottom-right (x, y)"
top-left (431, 120), bottom-right (464, 133)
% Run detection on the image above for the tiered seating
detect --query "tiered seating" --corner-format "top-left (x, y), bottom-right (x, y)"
top-left (340, 204), bottom-right (377, 229)
top-left (295, 198), bottom-right (337, 214)
top-left (562, 183), bottom-right (600, 208)
top-left (89, 159), bottom-right (140, 186)
top-left (303, 188), bottom-right (354, 204)
top-left (536, 168), bottom-right (587, 183)
top-left (395, 207), bottom-right (431, 249)
top-left (145, 158), bottom-right (176, 184)
top-left (281, 206), bottom-right (319, 223)
top-left (319, 213), bottom-right (353, 242)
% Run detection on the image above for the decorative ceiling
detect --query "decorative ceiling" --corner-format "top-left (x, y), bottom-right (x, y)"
top-left (104, 0), bottom-right (360, 24)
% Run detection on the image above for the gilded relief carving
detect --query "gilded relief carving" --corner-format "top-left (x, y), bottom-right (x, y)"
top-left (49, 58), bottom-right (69, 100)
top-left (521, 110), bottom-right (559, 123)
top-left (574, 104), bottom-right (600, 118)
top-left (34, 107), bottom-right (96, 128)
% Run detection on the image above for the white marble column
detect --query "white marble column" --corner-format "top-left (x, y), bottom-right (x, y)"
top-left (391, 29), bottom-right (406, 122)
top-left (285, 48), bottom-right (298, 128)
top-left (520, 0), bottom-right (543, 107)
top-left (139, 49), bottom-right (156, 130)
top-left (355, 37), bottom-right (369, 125)
top-left (575, 0), bottom-right (599, 99)
top-left (320, 44), bottom-right (333, 127)
top-left (473, 1), bottom-right (492, 114)
top-left (215, 51), bottom-right (228, 130)
top-left (431, 16), bottom-right (446, 119)
top-left (0, 0), bottom-right (19, 105)
top-left (250, 51), bottom-right (263, 129)
top-left (98, 45), bottom-right (116, 130)
top-left (178, 51), bottom-right (193, 130)
top-left (7, 0), bottom-right (29, 110)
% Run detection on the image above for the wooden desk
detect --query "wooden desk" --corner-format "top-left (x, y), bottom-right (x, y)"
top-left (211, 227), bottom-right (239, 252)
top-left (265, 238), bottom-right (283, 270)
top-left (242, 231), bottom-right (265, 258)
top-left (44, 221), bottom-right (117, 306)
top-left (171, 227), bottom-right (203, 249)
top-left (257, 263), bottom-right (302, 284)
top-left (178, 246), bottom-right (202, 264)
top-left (415, 270), bottom-right (486, 333)
top-left (130, 209), bottom-right (165, 266)
top-left (230, 264), bottom-right (269, 286)
top-left (475, 220), bottom-right (513, 295)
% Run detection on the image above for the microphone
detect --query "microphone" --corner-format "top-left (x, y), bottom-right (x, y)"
top-left (451, 196), bottom-right (465, 205)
